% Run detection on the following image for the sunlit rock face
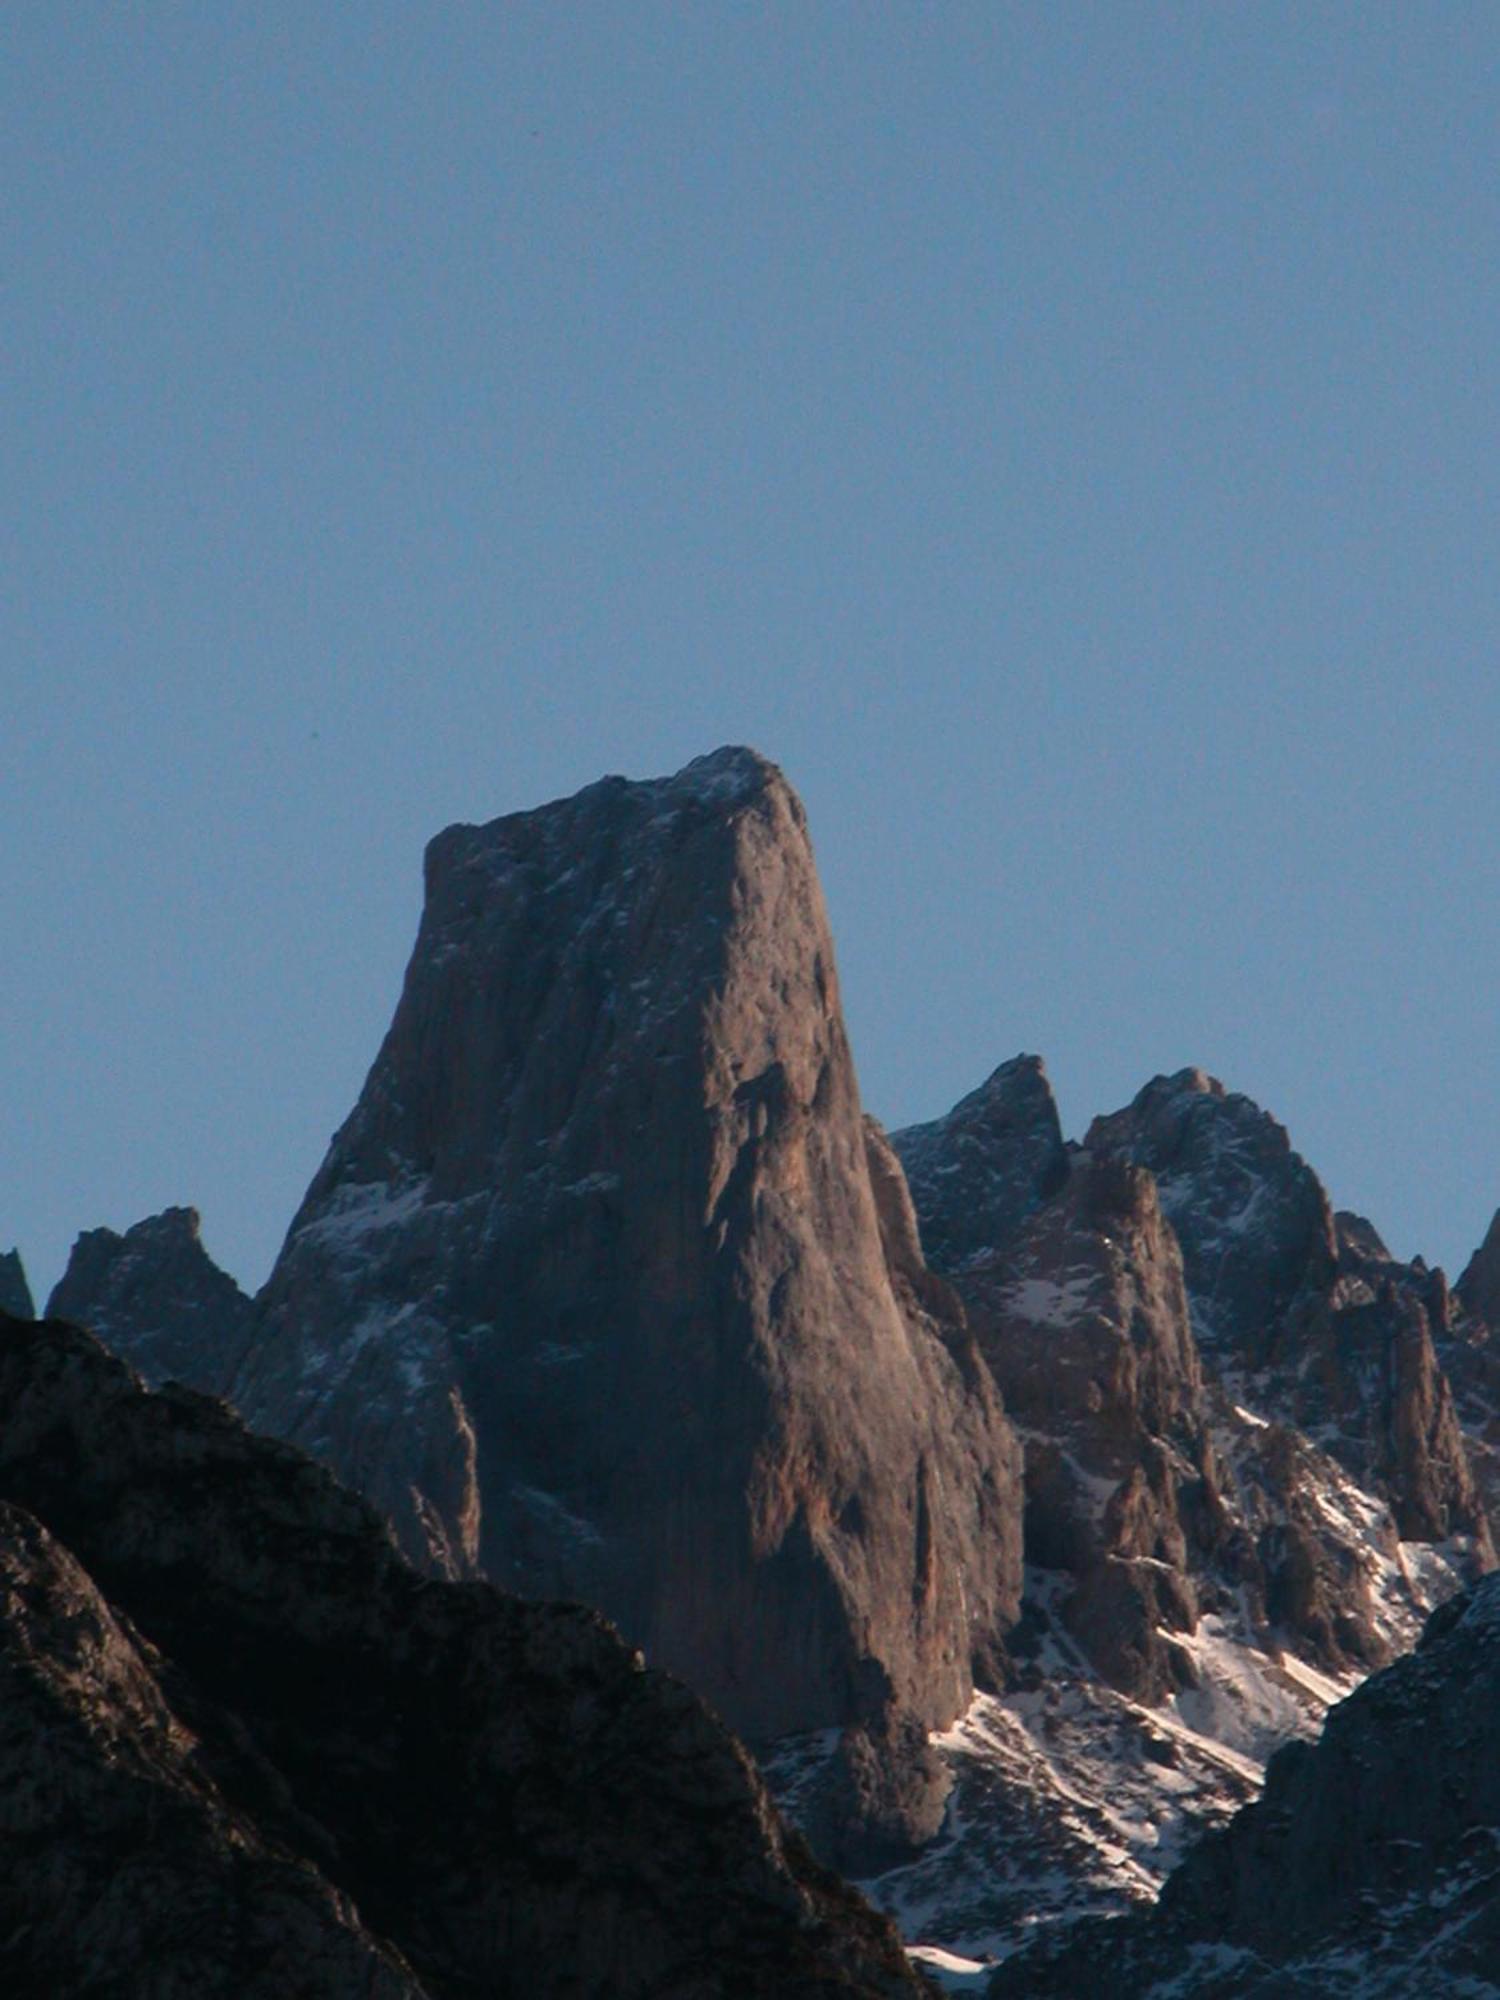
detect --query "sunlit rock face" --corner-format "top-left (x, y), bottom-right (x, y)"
top-left (1430, 1205), bottom-right (1500, 1534)
top-left (894, 1060), bottom-right (1488, 1703)
top-left (0, 1311), bottom-right (927, 2000)
top-left (230, 748), bottom-right (1023, 1763)
top-left (1087, 1069), bottom-right (1491, 1554)
top-left (47, 1206), bottom-right (253, 1391)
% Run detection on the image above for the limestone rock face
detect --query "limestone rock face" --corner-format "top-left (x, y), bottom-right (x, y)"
top-left (1087, 1069), bottom-right (1490, 1551)
top-left (1436, 1207), bottom-right (1500, 1531)
top-left (47, 1206), bottom-right (252, 1391)
top-left (894, 1062), bottom-right (1478, 1711)
top-left (1086, 1068), bottom-right (1337, 1369)
top-left (233, 748), bottom-right (1022, 1750)
top-left (991, 1571), bottom-right (1500, 1996)
top-left (0, 1249), bottom-right (32, 1320)
top-left (894, 1054), bottom-right (1068, 1277)
top-left (933, 1141), bottom-right (1210, 1701)
top-left (1458, 1207), bottom-right (1500, 1326)
top-left (0, 1310), bottom-right (927, 2000)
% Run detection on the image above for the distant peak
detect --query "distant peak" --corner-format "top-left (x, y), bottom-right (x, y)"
top-left (1160, 1066), bottom-right (1225, 1100)
top-left (1458, 1207), bottom-right (1500, 1325)
top-left (0, 1248), bottom-right (33, 1321)
top-left (987, 1052), bottom-right (1049, 1088)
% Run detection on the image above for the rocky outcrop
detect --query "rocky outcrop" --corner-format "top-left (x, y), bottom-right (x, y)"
top-left (991, 1570), bottom-right (1500, 1996)
top-left (892, 1069), bottom-right (1407, 1698)
top-left (0, 1309), bottom-right (927, 1999)
top-left (1088, 1069), bottom-right (1491, 1551)
top-left (1458, 1207), bottom-right (1500, 1327)
top-left (0, 1248), bottom-right (32, 1320)
top-left (948, 1144), bottom-right (1210, 1701)
top-left (894, 1055), bottom-right (1068, 1277)
top-left (1086, 1068), bottom-right (1337, 1369)
top-left (47, 1206), bottom-right (253, 1391)
top-left (1434, 1206), bottom-right (1500, 1535)
top-left (228, 749), bottom-right (1022, 1787)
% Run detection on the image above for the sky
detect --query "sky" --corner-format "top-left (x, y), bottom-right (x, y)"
top-left (5, 5), bottom-right (1500, 1300)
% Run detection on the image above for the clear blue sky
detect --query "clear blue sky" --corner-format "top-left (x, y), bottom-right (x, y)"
top-left (6, 5), bottom-right (1499, 1299)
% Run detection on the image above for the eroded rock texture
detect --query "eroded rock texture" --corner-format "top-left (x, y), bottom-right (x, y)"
top-left (0, 1310), bottom-right (927, 2000)
top-left (47, 1206), bottom-right (252, 1391)
top-left (227, 748), bottom-right (1022, 1768)
top-left (1087, 1068), bottom-right (1490, 1553)
top-left (894, 1061), bottom-right (1483, 1702)
top-left (990, 1570), bottom-right (1500, 1996)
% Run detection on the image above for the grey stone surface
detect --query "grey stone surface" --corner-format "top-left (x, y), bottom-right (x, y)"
top-left (1088, 1068), bottom-right (1490, 1551)
top-left (229, 748), bottom-right (1023, 1771)
top-left (47, 1205), bottom-right (253, 1391)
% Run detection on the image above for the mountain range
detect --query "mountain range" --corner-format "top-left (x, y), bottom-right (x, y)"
top-left (14, 746), bottom-right (1500, 1994)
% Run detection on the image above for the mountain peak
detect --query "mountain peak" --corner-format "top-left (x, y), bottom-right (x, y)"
top-left (232, 751), bottom-right (1023, 1830)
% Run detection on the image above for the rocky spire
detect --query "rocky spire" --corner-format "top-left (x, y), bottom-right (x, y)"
top-left (230, 749), bottom-right (1023, 1785)
top-left (1085, 1068), bottom-right (1338, 1367)
top-left (47, 1206), bottom-right (253, 1391)
top-left (1457, 1206), bottom-right (1500, 1327)
top-left (0, 1250), bottom-right (32, 1321)
top-left (893, 1054), bottom-right (1068, 1275)
top-left (1087, 1069), bottom-right (1490, 1549)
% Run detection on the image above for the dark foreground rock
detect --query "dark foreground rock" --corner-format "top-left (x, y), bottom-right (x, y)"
top-left (0, 1309), bottom-right (928, 2000)
top-left (990, 1568), bottom-right (1500, 1996)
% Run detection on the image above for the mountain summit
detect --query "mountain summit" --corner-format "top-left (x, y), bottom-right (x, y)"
top-left (221, 749), bottom-right (1022, 1793)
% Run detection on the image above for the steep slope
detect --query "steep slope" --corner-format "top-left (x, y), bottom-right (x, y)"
top-left (1443, 1207), bottom-right (1500, 1529)
top-left (1459, 1207), bottom-right (1500, 1327)
top-left (0, 1308), bottom-right (927, 2000)
top-left (991, 1570), bottom-right (1500, 1996)
top-left (869, 1060), bottom-right (1484, 1969)
top-left (47, 1206), bottom-right (252, 1390)
top-left (0, 1248), bottom-right (32, 1319)
top-left (1088, 1068), bottom-right (1490, 1550)
top-left (894, 1057), bottom-right (1068, 1277)
top-left (227, 748), bottom-right (1021, 1785)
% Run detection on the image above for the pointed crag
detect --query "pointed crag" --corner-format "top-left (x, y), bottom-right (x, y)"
top-left (0, 1250), bottom-right (33, 1321)
top-left (1087, 1069), bottom-right (1491, 1552)
top-left (229, 748), bottom-right (1023, 1778)
top-left (1458, 1206), bottom-right (1500, 1327)
top-left (47, 1207), bottom-right (253, 1392)
top-left (894, 1054), bottom-right (1068, 1276)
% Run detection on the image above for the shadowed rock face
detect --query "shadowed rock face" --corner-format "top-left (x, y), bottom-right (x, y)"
top-left (0, 1249), bottom-right (32, 1320)
top-left (1086, 1069), bottom-right (1338, 1369)
top-left (1458, 1208), bottom-right (1500, 1327)
top-left (990, 1570), bottom-right (1500, 1997)
top-left (224, 748), bottom-right (1021, 1758)
top-left (894, 1056), bottom-right (1068, 1277)
top-left (1435, 1207), bottom-right (1500, 1533)
top-left (0, 1310), bottom-right (928, 2000)
top-left (47, 1206), bottom-right (253, 1391)
top-left (1087, 1069), bottom-right (1491, 1551)
top-left (894, 1064), bottom-right (1478, 1705)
